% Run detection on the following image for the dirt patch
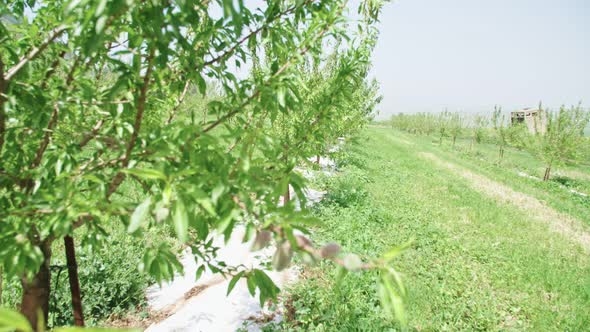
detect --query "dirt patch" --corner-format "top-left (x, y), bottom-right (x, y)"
top-left (106, 309), bottom-right (152, 329)
top-left (419, 152), bottom-right (590, 254)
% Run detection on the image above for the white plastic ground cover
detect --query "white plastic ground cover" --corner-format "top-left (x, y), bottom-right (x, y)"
top-left (517, 171), bottom-right (588, 197)
top-left (145, 225), bottom-right (298, 332)
top-left (144, 155), bottom-right (336, 331)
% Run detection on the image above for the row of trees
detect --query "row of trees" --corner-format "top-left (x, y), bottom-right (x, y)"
top-left (390, 105), bottom-right (590, 181)
top-left (391, 109), bottom-right (491, 145)
top-left (0, 0), bottom-right (406, 329)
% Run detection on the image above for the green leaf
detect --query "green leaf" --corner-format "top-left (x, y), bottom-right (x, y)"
top-left (95, 15), bottom-right (107, 34)
top-left (0, 308), bottom-right (32, 332)
top-left (246, 274), bottom-right (256, 296)
top-left (122, 168), bottom-right (167, 180)
top-left (197, 75), bottom-right (207, 95)
top-left (211, 183), bottom-right (225, 204)
top-left (334, 265), bottom-right (348, 287)
top-left (195, 265), bottom-right (205, 281)
top-left (253, 269), bottom-right (280, 306)
top-left (173, 198), bottom-right (189, 242)
top-left (381, 273), bottom-right (406, 326)
top-left (216, 209), bottom-right (238, 234)
top-left (227, 271), bottom-right (245, 295)
top-left (382, 239), bottom-right (413, 262)
top-left (277, 87), bottom-right (286, 107)
top-left (128, 197), bottom-right (152, 233)
top-left (95, 0), bottom-right (108, 16)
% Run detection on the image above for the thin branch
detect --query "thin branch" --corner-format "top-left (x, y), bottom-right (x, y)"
top-left (78, 119), bottom-right (105, 148)
top-left (166, 80), bottom-right (191, 125)
top-left (202, 0), bottom-right (314, 68)
top-left (106, 48), bottom-right (155, 198)
top-left (130, 174), bottom-right (154, 195)
top-left (4, 25), bottom-right (68, 81)
top-left (202, 19), bottom-right (335, 134)
top-left (41, 51), bottom-right (67, 89)
top-left (30, 102), bottom-right (59, 169)
top-left (29, 57), bottom-right (80, 171)
top-left (227, 108), bottom-right (267, 154)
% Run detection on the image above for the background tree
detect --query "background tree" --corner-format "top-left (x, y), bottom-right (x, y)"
top-left (491, 106), bottom-right (510, 163)
top-left (437, 110), bottom-right (451, 145)
top-left (526, 105), bottom-right (590, 181)
top-left (469, 113), bottom-right (488, 151)
top-left (448, 112), bottom-right (463, 148)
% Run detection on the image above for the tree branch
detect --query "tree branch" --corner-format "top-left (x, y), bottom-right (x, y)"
top-left (166, 80), bottom-right (191, 125)
top-left (29, 57), bottom-right (81, 170)
top-left (106, 48), bottom-right (155, 198)
top-left (4, 25), bottom-right (68, 81)
top-left (201, 0), bottom-right (313, 69)
top-left (78, 120), bottom-right (105, 148)
top-left (30, 102), bottom-right (60, 169)
top-left (41, 51), bottom-right (67, 89)
top-left (201, 19), bottom-right (335, 134)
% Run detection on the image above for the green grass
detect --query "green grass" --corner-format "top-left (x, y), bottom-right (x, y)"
top-left (0, 179), bottom-right (179, 327)
top-left (401, 132), bottom-right (590, 226)
top-left (281, 128), bottom-right (590, 331)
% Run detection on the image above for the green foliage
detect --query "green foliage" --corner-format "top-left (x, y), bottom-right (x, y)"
top-left (1, 227), bottom-right (156, 327)
top-left (469, 114), bottom-right (488, 144)
top-left (0, 0), bottom-right (402, 327)
top-left (324, 169), bottom-right (370, 208)
top-left (390, 112), bottom-right (437, 136)
top-left (524, 105), bottom-right (590, 179)
top-left (447, 112), bottom-right (463, 146)
top-left (284, 128), bottom-right (590, 331)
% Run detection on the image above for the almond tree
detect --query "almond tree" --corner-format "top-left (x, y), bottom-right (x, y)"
top-left (437, 110), bottom-right (451, 145)
top-left (526, 105), bottom-right (590, 181)
top-left (468, 114), bottom-right (488, 151)
top-left (0, 0), bottom-right (406, 328)
top-left (491, 106), bottom-right (509, 163)
top-left (448, 112), bottom-right (463, 148)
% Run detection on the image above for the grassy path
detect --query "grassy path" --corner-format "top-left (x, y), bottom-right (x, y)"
top-left (418, 151), bottom-right (590, 254)
top-left (284, 128), bottom-right (590, 331)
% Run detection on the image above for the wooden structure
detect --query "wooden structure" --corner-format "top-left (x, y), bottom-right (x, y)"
top-left (511, 108), bottom-right (546, 134)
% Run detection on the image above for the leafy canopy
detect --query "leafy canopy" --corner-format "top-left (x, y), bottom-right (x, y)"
top-left (0, 0), bottom-right (406, 325)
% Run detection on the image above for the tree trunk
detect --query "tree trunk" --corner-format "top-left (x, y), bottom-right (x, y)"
top-left (316, 155), bottom-right (320, 165)
top-left (543, 166), bottom-right (551, 181)
top-left (20, 241), bottom-right (52, 331)
top-left (452, 136), bottom-right (457, 147)
top-left (498, 146), bottom-right (504, 164)
top-left (439, 136), bottom-right (443, 145)
top-left (64, 236), bottom-right (85, 326)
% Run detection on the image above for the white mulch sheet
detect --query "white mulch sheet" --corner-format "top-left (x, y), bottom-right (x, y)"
top-left (144, 155), bottom-right (337, 331)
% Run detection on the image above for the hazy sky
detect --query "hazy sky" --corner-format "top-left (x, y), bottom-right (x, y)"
top-left (370, 0), bottom-right (590, 119)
